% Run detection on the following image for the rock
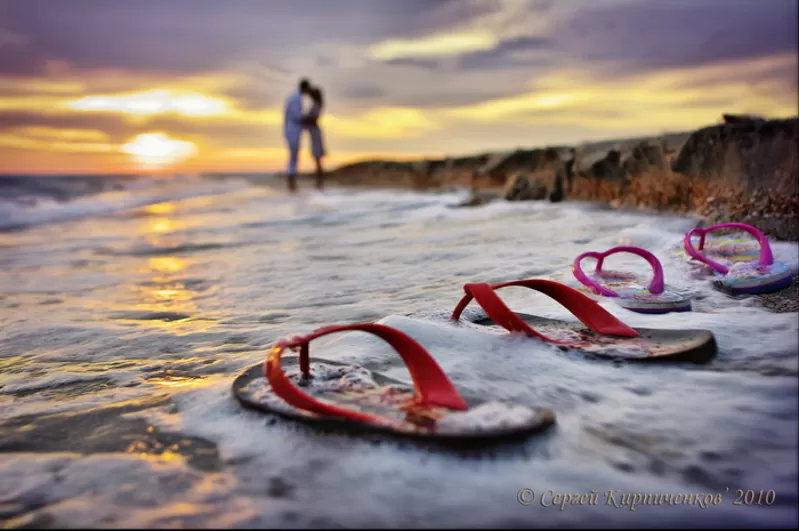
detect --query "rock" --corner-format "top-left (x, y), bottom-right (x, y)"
top-left (452, 191), bottom-right (500, 208)
top-left (450, 153), bottom-right (492, 170)
top-left (571, 132), bottom-right (691, 181)
top-left (736, 214), bottom-right (799, 242)
top-left (583, 149), bottom-right (626, 182)
top-left (617, 195), bottom-right (639, 209)
top-left (722, 113), bottom-right (766, 125)
top-left (564, 152), bottom-right (576, 192)
top-left (671, 117), bottom-right (799, 196)
top-left (481, 147), bottom-right (569, 184)
top-left (758, 275), bottom-right (799, 313)
top-left (409, 161), bottom-right (435, 190)
top-left (549, 170), bottom-right (565, 203)
top-left (622, 142), bottom-right (666, 177)
top-left (503, 173), bottom-right (547, 201)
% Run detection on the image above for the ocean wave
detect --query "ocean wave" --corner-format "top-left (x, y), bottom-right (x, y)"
top-left (0, 175), bottom-right (251, 231)
top-left (1, 182), bottom-right (797, 528)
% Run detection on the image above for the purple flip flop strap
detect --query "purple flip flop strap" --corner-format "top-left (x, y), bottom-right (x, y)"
top-left (682, 223), bottom-right (773, 275)
top-left (572, 246), bottom-right (665, 298)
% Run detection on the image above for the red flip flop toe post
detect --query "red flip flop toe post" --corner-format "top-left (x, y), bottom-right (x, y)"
top-left (451, 279), bottom-right (717, 363)
top-left (232, 323), bottom-right (555, 442)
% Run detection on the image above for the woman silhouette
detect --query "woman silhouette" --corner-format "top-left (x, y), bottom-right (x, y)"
top-left (302, 86), bottom-right (326, 191)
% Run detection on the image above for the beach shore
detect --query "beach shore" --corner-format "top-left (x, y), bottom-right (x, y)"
top-left (321, 114), bottom-right (798, 243)
top-left (2, 166), bottom-right (797, 528)
top-left (311, 114), bottom-right (799, 313)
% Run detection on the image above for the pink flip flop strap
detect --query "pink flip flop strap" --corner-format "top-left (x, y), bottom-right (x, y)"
top-left (572, 246), bottom-right (665, 297)
top-left (683, 223), bottom-right (773, 275)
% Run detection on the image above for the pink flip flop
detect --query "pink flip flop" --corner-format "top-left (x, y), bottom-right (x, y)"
top-left (570, 246), bottom-right (692, 314)
top-left (683, 223), bottom-right (793, 294)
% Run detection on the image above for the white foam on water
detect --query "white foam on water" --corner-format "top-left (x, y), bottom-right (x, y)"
top-left (0, 176), bottom-right (250, 231)
top-left (0, 180), bottom-right (796, 528)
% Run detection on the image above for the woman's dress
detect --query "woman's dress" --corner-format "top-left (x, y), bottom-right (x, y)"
top-left (306, 102), bottom-right (326, 158)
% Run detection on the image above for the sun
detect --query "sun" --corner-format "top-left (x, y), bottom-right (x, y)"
top-left (122, 133), bottom-right (197, 168)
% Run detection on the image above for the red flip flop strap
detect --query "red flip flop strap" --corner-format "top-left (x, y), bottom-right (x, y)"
top-left (451, 279), bottom-right (639, 340)
top-left (265, 324), bottom-right (468, 425)
top-left (266, 343), bottom-right (388, 426)
top-left (493, 279), bottom-right (639, 337)
top-left (456, 282), bottom-right (553, 341)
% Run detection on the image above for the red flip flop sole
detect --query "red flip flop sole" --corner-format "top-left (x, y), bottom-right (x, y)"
top-left (232, 358), bottom-right (556, 443)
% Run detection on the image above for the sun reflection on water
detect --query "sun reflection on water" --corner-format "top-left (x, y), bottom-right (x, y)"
top-left (143, 202), bottom-right (176, 216)
top-left (147, 217), bottom-right (186, 234)
top-left (116, 203), bottom-right (219, 335)
top-left (145, 256), bottom-right (188, 275)
top-left (146, 376), bottom-right (207, 388)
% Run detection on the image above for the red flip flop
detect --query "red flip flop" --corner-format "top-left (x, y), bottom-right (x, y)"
top-left (232, 323), bottom-right (555, 442)
top-left (451, 279), bottom-right (717, 363)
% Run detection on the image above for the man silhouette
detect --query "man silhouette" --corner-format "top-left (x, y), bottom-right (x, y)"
top-left (283, 78), bottom-right (311, 193)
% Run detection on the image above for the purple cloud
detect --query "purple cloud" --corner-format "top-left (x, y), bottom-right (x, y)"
top-left (0, 110), bottom-right (136, 141)
top-left (0, 0), bottom-right (458, 76)
top-left (557, 0), bottom-right (797, 75)
top-left (0, 0), bottom-right (795, 116)
top-left (383, 58), bottom-right (441, 70)
top-left (457, 36), bottom-right (553, 70)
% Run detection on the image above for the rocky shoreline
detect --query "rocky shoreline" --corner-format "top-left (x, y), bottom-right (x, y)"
top-left (325, 114), bottom-right (799, 242)
top-left (321, 114), bottom-right (798, 313)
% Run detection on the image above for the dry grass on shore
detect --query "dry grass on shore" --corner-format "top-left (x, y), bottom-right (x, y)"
top-left (568, 138), bottom-right (798, 226)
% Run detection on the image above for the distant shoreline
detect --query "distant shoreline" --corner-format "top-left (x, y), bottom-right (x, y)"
top-left (4, 115), bottom-right (796, 245)
top-left (319, 115), bottom-right (798, 243)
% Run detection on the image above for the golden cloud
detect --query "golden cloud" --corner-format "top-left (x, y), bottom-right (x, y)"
top-left (442, 53), bottom-right (798, 130)
top-left (65, 89), bottom-right (230, 117)
top-left (324, 107), bottom-right (439, 138)
top-left (368, 30), bottom-right (498, 60)
top-left (0, 132), bottom-right (115, 153)
top-left (19, 126), bottom-right (109, 142)
top-left (0, 50), bottom-right (795, 175)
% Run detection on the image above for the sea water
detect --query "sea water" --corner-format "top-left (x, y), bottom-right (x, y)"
top-left (0, 174), bottom-right (797, 528)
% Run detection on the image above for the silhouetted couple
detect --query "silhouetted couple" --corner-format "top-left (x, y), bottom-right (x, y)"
top-left (282, 78), bottom-right (326, 193)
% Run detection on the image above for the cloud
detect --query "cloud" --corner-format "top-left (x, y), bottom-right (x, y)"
top-left (65, 90), bottom-right (230, 117)
top-left (0, 78), bottom-right (86, 98)
top-left (456, 36), bottom-right (553, 70)
top-left (368, 30), bottom-right (498, 61)
top-left (382, 58), bottom-right (442, 70)
top-left (325, 107), bottom-right (439, 138)
top-left (442, 53), bottom-right (798, 134)
top-left (308, 58), bottom-right (540, 111)
top-left (0, 131), bottom-right (115, 154)
top-left (0, 110), bottom-right (136, 142)
top-left (0, 0), bottom-right (457, 77)
top-left (19, 126), bottom-right (109, 142)
top-left (0, 0), bottom-right (796, 175)
top-left (555, 0), bottom-right (798, 76)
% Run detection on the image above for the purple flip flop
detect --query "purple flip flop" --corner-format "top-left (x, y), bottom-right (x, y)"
top-left (571, 246), bottom-right (692, 314)
top-left (682, 223), bottom-right (793, 294)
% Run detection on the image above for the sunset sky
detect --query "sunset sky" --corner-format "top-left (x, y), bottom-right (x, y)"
top-left (0, 0), bottom-right (796, 175)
